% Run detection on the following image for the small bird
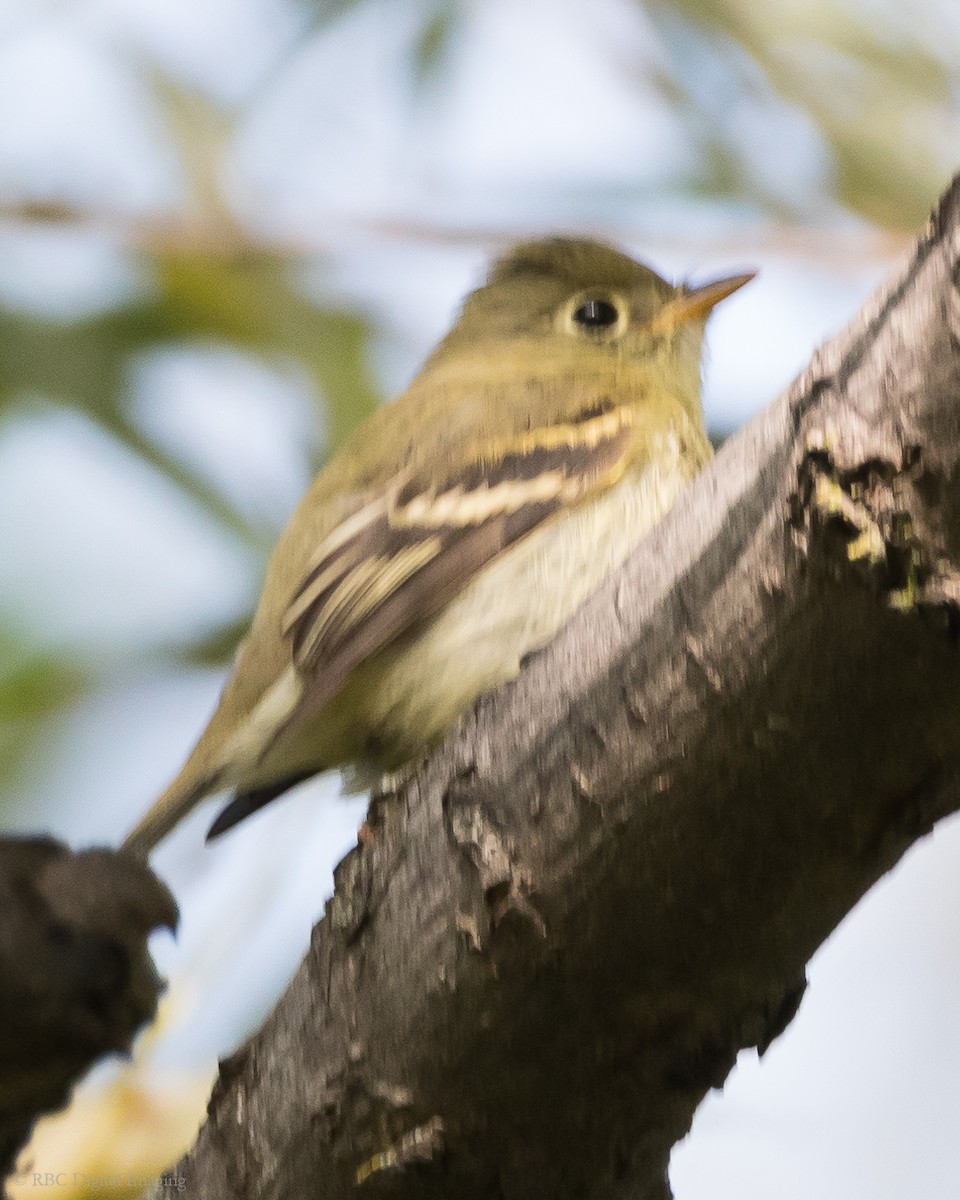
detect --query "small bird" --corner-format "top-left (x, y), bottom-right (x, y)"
top-left (122, 238), bottom-right (752, 856)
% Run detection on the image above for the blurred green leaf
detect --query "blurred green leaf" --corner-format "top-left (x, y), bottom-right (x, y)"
top-left (0, 643), bottom-right (87, 721)
top-left (0, 625), bottom-right (90, 792)
top-left (0, 306), bottom-right (127, 420)
top-left (412, 0), bottom-right (460, 85)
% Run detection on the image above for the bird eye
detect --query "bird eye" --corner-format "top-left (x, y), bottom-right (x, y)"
top-left (572, 298), bottom-right (620, 330)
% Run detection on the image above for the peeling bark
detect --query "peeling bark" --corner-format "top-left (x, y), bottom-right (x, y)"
top-left (151, 173), bottom-right (960, 1200)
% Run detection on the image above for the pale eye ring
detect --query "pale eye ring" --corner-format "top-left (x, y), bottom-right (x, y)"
top-left (561, 292), bottom-right (628, 338)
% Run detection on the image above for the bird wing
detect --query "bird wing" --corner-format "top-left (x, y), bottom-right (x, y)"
top-left (204, 396), bottom-right (657, 842)
top-left (281, 398), bottom-right (638, 714)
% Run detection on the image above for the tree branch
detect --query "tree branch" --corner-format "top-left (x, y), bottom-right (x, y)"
top-left (0, 839), bottom-right (176, 1189)
top-left (151, 171), bottom-right (960, 1200)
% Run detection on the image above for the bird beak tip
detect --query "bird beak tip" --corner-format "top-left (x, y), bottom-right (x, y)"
top-left (644, 269), bottom-right (756, 336)
top-left (683, 269), bottom-right (757, 316)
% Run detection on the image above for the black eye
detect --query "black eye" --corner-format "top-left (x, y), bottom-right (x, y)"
top-left (572, 298), bottom-right (620, 330)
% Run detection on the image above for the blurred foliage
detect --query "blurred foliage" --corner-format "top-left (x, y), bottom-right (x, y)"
top-left (646, 0), bottom-right (955, 227)
top-left (297, 0), bottom-right (956, 226)
top-left (411, 0), bottom-right (461, 84)
top-left (0, 241), bottom-right (378, 807)
top-left (0, 625), bottom-right (89, 794)
top-left (0, 247), bottom-right (378, 543)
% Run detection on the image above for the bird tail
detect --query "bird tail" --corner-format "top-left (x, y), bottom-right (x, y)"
top-left (121, 770), bottom-right (222, 860)
top-left (121, 667), bottom-right (307, 858)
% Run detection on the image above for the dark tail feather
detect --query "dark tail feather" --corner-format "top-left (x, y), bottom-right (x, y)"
top-left (205, 772), bottom-right (315, 841)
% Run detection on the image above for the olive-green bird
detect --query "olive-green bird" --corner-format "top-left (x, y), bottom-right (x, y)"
top-left (122, 238), bottom-right (752, 856)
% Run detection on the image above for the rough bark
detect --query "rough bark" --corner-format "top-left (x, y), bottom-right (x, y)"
top-left (150, 173), bottom-right (960, 1200)
top-left (0, 838), bottom-right (177, 1190)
